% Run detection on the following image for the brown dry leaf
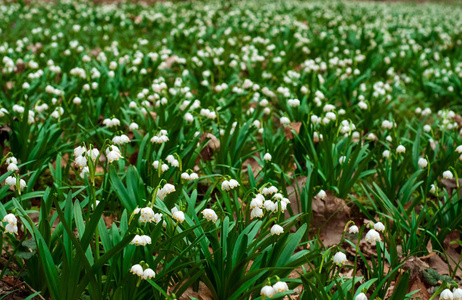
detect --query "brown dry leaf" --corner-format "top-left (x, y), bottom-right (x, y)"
top-left (15, 63), bottom-right (25, 74)
top-left (165, 55), bottom-right (178, 69)
top-left (90, 47), bottom-right (102, 57)
top-left (440, 178), bottom-right (462, 193)
top-left (425, 253), bottom-right (450, 276)
top-left (284, 122), bottom-right (302, 140)
top-left (149, 111), bottom-right (158, 120)
top-left (242, 157), bottom-right (261, 178)
top-left (403, 256), bottom-right (430, 277)
top-left (286, 179), bottom-right (351, 245)
top-left (314, 192), bottom-right (351, 247)
top-left (134, 15), bottom-right (143, 24)
top-left (198, 133), bottom-right (220, 162)
top-left (6, 81), bottom-right (15, 89)
top-left (103, 215), bottom-right (115, 229)
top-left (453, 114), bottom-right (462, 127)
top-left (179, 281), bottom-right (213, 300)
top-left (408, 277), bottom-right (430, 300)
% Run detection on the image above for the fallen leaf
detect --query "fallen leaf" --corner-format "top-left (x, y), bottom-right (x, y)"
top-left (284, 122), bottom-right (302, 140)
top-left (178, 281), bottom-right (213, 300)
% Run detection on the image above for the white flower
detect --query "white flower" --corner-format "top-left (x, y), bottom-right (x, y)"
top-left (113, 135), bottom-right (130, 145)
top-left (140, 207), bottom-right (154, 217)
top-left (19, 179), bottom-right (27, 190)
top-left (74, 146), bottom-right (87, 157)
top-left (184, 112), bottom-right (194, 122)
top-left (13, 105), bottom-right (25, 113)
top-left (189, 173), bottom-right (198, 180)
top-left (333, 252), bottom-right (347, 266)
top-left (339, 156), bottom-right (347, 165)
top-left (142, 268), bottom-right (155, 280)
top-left (141, 235), bottom-right (151, 246)
top-left (453, 288), bottom-right (462, 300)
top-left (288, 99), bottom-right (300, 107)
top-left (317, 190), bottom-right (326, 199)
top-left (87, 148), bottom-right (100, 162)
top-left (423, 124), bottom-right (431, 132)
top-left (171, 207), bottom-right (185, 223)
top-left (130, 235), bottom-right (142, 246)
top-left (358, 101), bottom-right (368, 110)
top-left (272, 281), bottom-right (288, 292)
top-left (250, 207), bottom-right (264, 218)
top-left (90, 199), bottom-right (99, 210)
top-left (264, 200), bottom-right (277, 212)
top-left (5, 176), bottom-right (16, 186)
top-left (382, 150), bottom-right (390, 158)
top-left (418, 158), bottom-right (428, 168)
top-left (75, 156), bottom-right (87, 168)
top-left (130, 264), bottom-right (143, 276)
top-left (270, 224), bottom-right (284, 235)
top-left (170, 159), bottom-right (179, 167)
top-left (7, 163), bottom-right (18, 172)
top-left (365, 229), bottom-right (381, 244)
top-left (131, 235), bottom-right (151, 246)
top-left (250, 197), bottom-right (263, 209)
top-left (456, 145), bottom-right (462, 154)
top-left (326, 112), bottom-right (336, 120)
top-left (441, 289), bottom-right (453, 300)
top-left (229, 179), bottom-right (239, 189)
top-left (355, 293), bottom-right (368, 300)
top-left (263, 153), bottom-right (272, 161)
top-left (443, 170), bottom-right (453, 179)
top-left (280, 117), bottom-right (290, 126)
top-left (106, 146), bottom-right (122, 163)
top-left (6, 157), bottom-right (17, 165)
top-left (157, 184), bottom-right (175, 201)
top-left (430, 184), bottom-right (436, 193)
top-left (221, 180), bottom-right (230, 191)
top-left (181, 172), bottom-right (190, 180)
top-left (0, 108), bottom-right (8, 117)
top-left (153, 213), bottom-right (162, 224)
top-left (374, 222), bottom-right (385, 232)
top-left (349, 225), bottom-right (359, 234)
top-left (129, 122), bottom-right (139, 131)
top-left (73, 97), bottom-right (82, 105)
top-left (3, 213), bottom-right (17, 225)
top-left (5, 176), bottom-right (24, 190)
top-left (262, 186), bottom-right (278, 195)
top-left (5, 223), bottom-right (18, 234)
top-left (396, 145), bottom-right (406, 153)
top-left (202, 208), bottom-right (218, 223)
top-left (381, 120), bottom-right (393, 129)
top-left (261, 285), bottom-right (276, 298)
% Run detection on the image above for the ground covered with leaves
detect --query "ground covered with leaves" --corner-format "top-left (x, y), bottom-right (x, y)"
top-left (0, 0), bottom-right (461, 299)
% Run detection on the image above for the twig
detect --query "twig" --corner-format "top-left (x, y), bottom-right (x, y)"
top-left (23, 281), bottom-right (46, 300)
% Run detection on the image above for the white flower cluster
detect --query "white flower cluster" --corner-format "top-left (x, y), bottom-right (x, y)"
top-left (151, 129), bottom-right (169, 144)
top-left (106, 145), bottom-right (123, 164)
top-left (171, 207), bottom-right (185, 223)
top-left (202, 208), bottom-right (218, 223)
top-left (112, 134), bottom-right (130, 145)
top-left (2, 213), bottom-right (18, 234)
top-left (134, 207), bottom-right (162, 224)
top-left (157, 183), bottom-right (175, 201)
top-left (130, 264), bottom-right (156, 280)
top-left (103, 117), bottom-right (121, 127)
top-left (181, 172), bottom-right (199, 181)
top-left (4, 156), bottom-right (27, 191)
top-left (260, 281), bottom-right (289, 297)
top-left (221, 179), bottom-right (239, 191)
top-left (130, 235), bottom-right (152, 246)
